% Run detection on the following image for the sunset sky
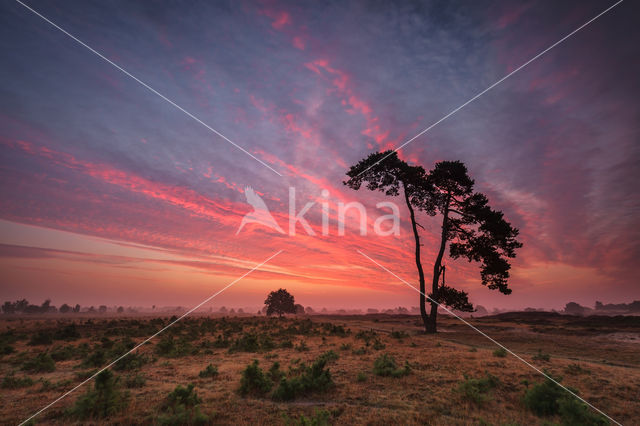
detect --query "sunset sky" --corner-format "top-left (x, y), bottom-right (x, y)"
top-left (1, 0), bottom-right (638, 311)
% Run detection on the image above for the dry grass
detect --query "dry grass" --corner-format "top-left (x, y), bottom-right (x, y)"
top-left (0, 313), bottom-right (638, 425)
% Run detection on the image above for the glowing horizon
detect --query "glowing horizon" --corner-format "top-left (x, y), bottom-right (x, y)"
top-left (1, 1), bottom-right (638, 312)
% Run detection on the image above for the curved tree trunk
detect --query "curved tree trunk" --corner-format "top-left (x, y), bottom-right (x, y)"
top-left (426, 193), bottom-right (451, 333)
top-left (402, 184), bottom-right (429, 332)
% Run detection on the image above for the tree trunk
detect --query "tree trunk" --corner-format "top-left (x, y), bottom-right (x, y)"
top-left (426, 193), bottom-right (451, 333)
top-left (402, 184), bottom-right (429, 332)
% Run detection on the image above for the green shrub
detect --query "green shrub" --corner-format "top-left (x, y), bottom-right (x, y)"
top-left (323, 323), bottom-right (347, 337)
top-left (292, 409), bottom-right (331, 426)
top-left (238, 360), bottom-right (272, 396)
top-left (38, 378), bottom-right (72, 392)
top-left (524, 376), bottom-right (608, 425)
top-left (356, 372), bottom-right (367, 382)
top-left (352, 347), bottom-right (367, 355)
top-left (339, 343), bottom-right (351, 351)
top-left (469, 347), bottom-right (478, 352)
top-left (532, 349), bottom-right (550, 362)
top-left (28, 331), bottom-right (53, 346)
top-left (280, 339), bottom-right (294, 348)
top-left (272, 357), bottom-right (334, 401)
top-left (83, 349), bottom-right (107, 368)
top-left (564, 363), bottom-right (590, 376)
top-left (355, 330), bottom-right (377, 346)
top-left (372, 353), bottom-right (410, 377)
top-left (523, 377), bottom-right (567, 416)
top-left (124, 373), bottom-right (146, 388)
top-left (22, 352), bottom-right (56, 373)
top-left (372, 338), bottom-right (386, 350)
top-left (230, 333), bottom-right (260, 352)
top-left (50, 344), bottom-right (76, 361)
top-left (317, 350), bottom-right (339, 364)
top-left (198, 364), bottom-right (219, 378)
top-left (1, 373), bottom-right (34, 389)
top-left (155, 336), bottom-right (194, 358)
top-left (157, 384), bottom-right (209, 425)
top-left (558, 395), bottom-right (608, 425)
top-left (456, 373), bottom-right (500, 404)
top-left (113, 352), bottom-right (148, 371)
top-left (269, 362), bottom-right (284, 382)
top-left (68, 370), bottom-right (129, 419)
top-left (390, 330), bottom-right (409, 339)
top-left (295, 340), bottom-right (309, 352)
top-left (53, 323), bottom-right (81, 341)
top-left (493, 347), bottom-right (507, 358)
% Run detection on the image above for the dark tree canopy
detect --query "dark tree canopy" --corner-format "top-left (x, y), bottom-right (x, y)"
top-left (345, 151), bottom-right (522, 333)
top-left (264, 288), bottom-right (296, 317)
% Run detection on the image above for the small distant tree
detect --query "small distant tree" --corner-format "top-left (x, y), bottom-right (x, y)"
top-left (564, 302), bottom-right (586, 316)
top-left (264, 289), bottom-right (296, 317)
top-left (98, 305), bottom-right (107, 314)
top-left (59, 304), bottom-right (71, 314)
top-left (2, 301), bottom-right (15, 314)
top-left (294, 304), bottom-right (305, 315)
top-left (15, 299), bottom-right (29, 313)
top-left (117, 306), bottom-right (124, 314)
top-left (305, 306), bottom-right (315, 314)
top-left (73, 304), bottom-right (81, 313)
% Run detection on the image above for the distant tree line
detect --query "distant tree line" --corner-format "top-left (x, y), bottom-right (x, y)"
top-left (1, 299), bottom-right (128, 315)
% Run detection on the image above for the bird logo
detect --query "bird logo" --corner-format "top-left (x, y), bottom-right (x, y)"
top-left (236, 186), bottom-right (285, 235)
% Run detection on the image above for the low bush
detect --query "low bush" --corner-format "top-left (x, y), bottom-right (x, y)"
top-left (372, 338), bottom-right (386, 350)
top-left (523, 376), bottom-right (566, 416)
top-left (355, 330), bottom-right (377, 346)
top-left (157, 384), bottom-right (209, 425)
top-left (67, 370), bottom-right (129, 419)
top-left (269, 362), bottom-right (284, 382)
top-left (124, 373), bottom-right (146, 388)
top-left (356, 372), bottom-right (367, 382)
top-left (113, 352), bottom-right (148, 371)
top-left (53, 323), bottom-right (81, 341)
top-left (198, 364), bottom-right (219, 378)
top-left (290, 409), bottom-right (331, 426)
top-left (564, 363), bottom-right (590, 376)
top-left (372, 353), bottom-right (410, 378)
top-left (352, 347), bottom-right (367, 355)
top-left (1, 373), bottom-right (34, 389)
top-left (155, 336), bottom-right (195, 358)
top-left (238, 360), bottom-right (272, 397)
top-left (272, 357), bottom-right (334, 401)
top-left (22, 352), bottom-right (56, 373)
top-left (558, 395), bottom-right (609, 425)
top-left (455, 373), bottom-right (500, 405)
top-left (39, 378), bottom-right (72, 392)
top-left (317, 350), bottom-right (339, 364)
top-left (524, 376), bottom-right (608, 425)
top-left (295, 340), bottom-right (309, 352)
top-left (323, 323), bottom-right (347, 337)
top-left (28, 330), bottom-right (53, 346)
top-left (230, 333), bottom-right (261, 353)
top-left (390, 330), bottom-right (409, 339)
top-left (50, 344), bottom-right (76, 361)
top-left (339, 343), bottom-right (352, 351)
top-left (493, 348), bottom-right (507, 358)
top-left (532, 349), bottom-right (550, 362)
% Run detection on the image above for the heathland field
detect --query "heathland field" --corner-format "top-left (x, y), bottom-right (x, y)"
top-left (1, 313), bottom-right (638, 425)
